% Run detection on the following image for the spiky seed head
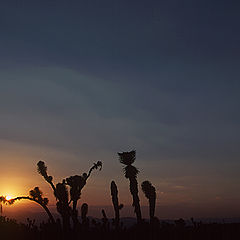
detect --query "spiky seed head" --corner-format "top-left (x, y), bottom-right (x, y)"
top-left (34, 187), bottom-right (42, 195)
top-left (29, 190), bottom-right (35, 199)
top-left (94, 161), bottom-right (102, 170)
top-left (118, 150), bottom-right (136, 166)
top-left (29, 187), bottom-right (43, 201)
top-left (37, 161), bottom-right (47, 177)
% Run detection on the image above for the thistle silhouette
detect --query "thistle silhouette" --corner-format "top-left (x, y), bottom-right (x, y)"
top-left (141, 180), bottom-right (156, 223)
top-left (1, 187), bottom-right (55, 224)
top-left (37, 160), bottom-right (102, 231)
top-left (118, 150), bottom-right (142, 223)
top-left (66, 161), bottom-right (102, 228)
top-left (37, 161), bottom-right (71, 231)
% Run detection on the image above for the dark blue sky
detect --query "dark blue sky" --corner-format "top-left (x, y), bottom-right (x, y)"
top-left (0, 0), bottom-right (240, 216)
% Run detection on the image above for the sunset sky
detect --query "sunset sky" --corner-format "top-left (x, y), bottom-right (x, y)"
top-left (1, 0), bottom-right (240, 220)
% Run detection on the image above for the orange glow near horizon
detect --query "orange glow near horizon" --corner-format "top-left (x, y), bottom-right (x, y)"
top-left (1, 141), bottom-right (240, 219)
top-left (0, 185), bottom-right (21, 201)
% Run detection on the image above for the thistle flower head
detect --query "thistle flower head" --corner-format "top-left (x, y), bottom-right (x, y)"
top-left (37, 161), bottom-right (53, 183)
top-left (29, 187), bottom-right (42, 200)
top-left (118, 150), bottom-right (136, 166)
top-left (37, 161), bottom-right (48, 177)
top-left (94, 161), bottom-right (102, 170)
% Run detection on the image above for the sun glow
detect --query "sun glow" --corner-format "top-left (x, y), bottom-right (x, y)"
top-left (6, 195), bottom-right (12, 201)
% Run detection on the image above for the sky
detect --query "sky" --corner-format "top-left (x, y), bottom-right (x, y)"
top-left (0, 0), bottom-right (240, 220)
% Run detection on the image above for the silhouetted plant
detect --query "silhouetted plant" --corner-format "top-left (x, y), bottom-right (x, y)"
top-left (118, 150), bottom-right (142, 223)
top-left (65, 161), bottom-right (102, 229)
top-left (81, 203), bottom-right (88, 227)
top-left (111, 181), bottom-right (123, 228)
top-left (2, 187), bottom-right (55, 224)
top-left (55, 181), bottom-right (71, 231)
top-left (65, 175), bottom-right (83, 228)
top-left (37, 161), bottom-right (56, 194)
top-left (37, 161), bottom-right (71, 231)
top-left (141, 181), bottom-right (156, 224)
top-left (87, 161), bottom-right (102, 176)
top-left (37, 160), bottom-right (102, 231)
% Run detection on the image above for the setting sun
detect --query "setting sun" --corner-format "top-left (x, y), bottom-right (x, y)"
top-left (6, 196), bottom-right (12, 201)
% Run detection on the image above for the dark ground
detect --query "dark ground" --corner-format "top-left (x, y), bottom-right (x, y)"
top-left (1, 216), bottom-right (240, 240)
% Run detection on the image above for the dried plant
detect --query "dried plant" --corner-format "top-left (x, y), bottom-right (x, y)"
top-left (118, 150), bottom-right (142, 223)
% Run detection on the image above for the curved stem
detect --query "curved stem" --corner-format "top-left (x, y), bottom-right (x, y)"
top-left (86, 165), bottom-right (95, 179)
top-left (86, 162), bottom-right (101, 179)
top-left (49, 182), bottom-right (56, 196)
top-left (10, 196), bottom-right (55, 224)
